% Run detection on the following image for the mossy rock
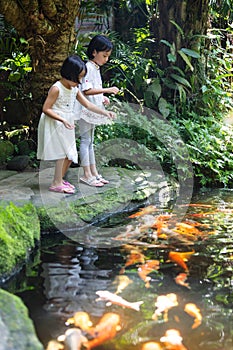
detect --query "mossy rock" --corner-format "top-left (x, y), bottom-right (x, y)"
top-left (0, 140), bottom-right (14, 164)
top-left (0, 202), bottom-right (40, 277)
top-left (0, 288), bottom-right (44, 350)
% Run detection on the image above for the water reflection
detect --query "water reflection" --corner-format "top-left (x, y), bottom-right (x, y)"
top-left (3, 189), bottom-right (233, 349)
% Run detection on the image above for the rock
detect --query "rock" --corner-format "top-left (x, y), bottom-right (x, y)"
top-left (6, 155), bottom-right (29, 171)
top-left (0, 141), bottom-right (14, 165)
top-left (0, 288), bottom-right (43, 350)
top-left (0, 202), bottom-right (40, 278)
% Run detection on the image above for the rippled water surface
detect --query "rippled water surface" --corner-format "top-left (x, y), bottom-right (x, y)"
top-left (3, 188), bottom-right (233, 349)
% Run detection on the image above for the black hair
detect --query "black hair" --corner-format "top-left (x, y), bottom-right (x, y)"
top-left (60, 55), bottom-right (87, 83)
top-left (87, 35), bottom-right (113, 60)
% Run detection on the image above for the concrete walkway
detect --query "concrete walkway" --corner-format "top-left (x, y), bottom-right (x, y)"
top-left (0, 165), bottom-right (172, 208)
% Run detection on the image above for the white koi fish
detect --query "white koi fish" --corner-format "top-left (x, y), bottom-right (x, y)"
top-left (96, 290), bottom-right (143, 311)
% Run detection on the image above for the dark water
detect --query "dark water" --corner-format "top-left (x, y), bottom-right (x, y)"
top-left (2, 188), bottom-right (233, 350)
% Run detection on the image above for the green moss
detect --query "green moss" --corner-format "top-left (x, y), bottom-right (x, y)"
top-left (0, 202), bottom-right (40, 276)
top-left (0, 288), bottom-right (43, 349)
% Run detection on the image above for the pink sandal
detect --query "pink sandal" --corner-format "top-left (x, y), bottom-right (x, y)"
top-left (80, 176), bottom-right (104, 187)
top-left (96, 174), bottom-right (109, 184)
top-left (62, 180), bottom-right (75, 189)
top-left (49, 184), bottom-right (75, 194)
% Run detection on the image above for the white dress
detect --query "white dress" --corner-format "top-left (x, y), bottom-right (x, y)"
top-left (74, 60), bottom-right (110, 125)
top-left (37, 81), bottom-right (78, 163)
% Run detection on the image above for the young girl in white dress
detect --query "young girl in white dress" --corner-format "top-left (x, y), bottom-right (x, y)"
top-left (76, 35), bottom-right (119, 187)
top-left (37, 55), bottom-right (115, 194)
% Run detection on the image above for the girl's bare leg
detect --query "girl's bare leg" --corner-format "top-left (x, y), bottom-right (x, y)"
top-left (52, 159), bottom-right (64, 187)
top-left (62, 158), bottom-right (72, 178)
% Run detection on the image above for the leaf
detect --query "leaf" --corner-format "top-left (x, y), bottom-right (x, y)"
top-left (170, 20), bottom-right (184, 37)
top-left (180, 48), bottom-right (200, 58)
top-left (177, 84), bottom-right (187, 103)
top-left (160, 39), bottom-right (172, 48)
top-left (144, 78), bottom-right (162, 107)
top-left (158, 97), bottom-right (170, 118)
top-left (167, 53), bottom-right (176, 63)
top-left (178, 50), bottom-right (194, 71)
top-left (171, 74), bottom-right (192, 89)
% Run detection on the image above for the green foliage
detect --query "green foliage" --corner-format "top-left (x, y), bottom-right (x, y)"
top-left (171, 114), bottom-right (233, 187)
top-left (0, 15), bottom-right (32, 100)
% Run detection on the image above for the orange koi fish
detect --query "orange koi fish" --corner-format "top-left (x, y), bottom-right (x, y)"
top-left (85, 312), bottom-right (121, 349)
top-left (174, 222), bottom-right (202, 237)
top-left (96, 290), bottom-right (143, 311)
top-left (160, 329), bottom-right (187, 350)
top-left (57, 328), bottom-right (88, 350)
top-left (114, 275), bottom-right (133, 294)
top-left (152, 293), bottom-right (178, 322)
top-left (120, 249), bottom-right (145, 273)
top-left (142, 342), bottom-right (162, 350)
top-left (180, 203), bottom-right (212, 208)
top-left (138, 260), bottom-right (160, 288)
top-left (174, 273), bottom-right (191, 289)
top-left (184, 303), bottom-right (202, 329)
top-left (168, 251), bottom-right (195, 272)
top-left (128, 205), bottom-right (157, 218)
top-left (66, 311), bottom-right (93, 331)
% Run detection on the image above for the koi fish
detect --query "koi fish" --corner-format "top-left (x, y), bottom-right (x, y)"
top-left (174, 222), bottom-right (202, 236)
top-left (96, 290), bottom-right (143, 311)
top-left (113, 275), bottom-right (133, 294)
top-left (128, 205), bottom-right (157, 218)
top-left (138, 260), bottom-right (160, 288)
top-left (46, 340), bottom-right (64, 350)
top-left (57, 328), bottom-right (87, 350)
top-left (66, 311), bottom-right (93, 331)
top-left (168, 251), bottom-right (195, 272)
top-left (174, 273), bottom-right (191, 289)
top-left (120, 249), bottom-right (145, 273)
top-left (184, 303), bottom-right (202, 329)
top-left (152, 293), bottom-right (178, 322)
top-left (85, 312), bottom-right (121, 349)
top-left (160, 329), bottom-right (187, 350)
top-left (142, 342), bottom-right (162, 350)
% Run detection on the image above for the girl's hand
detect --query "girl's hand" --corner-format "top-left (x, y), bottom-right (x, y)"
top-left (103, 96), bottom-right (110, 105)
top-left (106, 111), bottom-right (116, 119)
top-left (62, 119), bottom-right (75, 129)
top-left (106, 86), bottom-right (119, 95)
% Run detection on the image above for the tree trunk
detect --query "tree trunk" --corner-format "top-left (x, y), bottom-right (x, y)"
top-left (0, 0), bottom-right (80, 135)
top-left (151, 0), bottom-right (209, 69)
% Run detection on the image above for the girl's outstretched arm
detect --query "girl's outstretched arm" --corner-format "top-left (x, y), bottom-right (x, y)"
top-left (77, 90), bottom-right (116, 119)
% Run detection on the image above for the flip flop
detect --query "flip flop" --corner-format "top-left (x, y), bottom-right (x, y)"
top-left (49, 184), bottom-right (75, 194)
top-left (80, 176), bottom-right (104, 187)
top-left (62, 180), bottom-right (75, 189)
top-left (96, 174), bottom-right (109, 184)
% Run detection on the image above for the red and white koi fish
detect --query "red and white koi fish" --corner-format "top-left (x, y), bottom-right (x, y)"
top-left (138, 260), bottom-right (160, 288)
top-left (96, 290), bottom-right (143, 311)
top-left (85, 312), bottom-right (121, 349)
top-left (184, 303), bottom-right (202, 329)
top-left (174, 273), bottom-right (191, 289)
top-left (160, 329), bottom-right (188, 350)
top-left (57, 328), bottom-right (88, 350)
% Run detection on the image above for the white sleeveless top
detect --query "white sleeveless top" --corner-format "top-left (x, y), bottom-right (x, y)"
top-left (37, 81), bottom-right (78, 163)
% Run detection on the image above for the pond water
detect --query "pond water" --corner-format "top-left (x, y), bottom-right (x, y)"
top-left (2, 188), bottom-right (233, 350)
